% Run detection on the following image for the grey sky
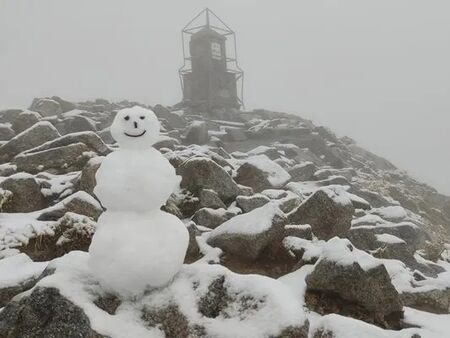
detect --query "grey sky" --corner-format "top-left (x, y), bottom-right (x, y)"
top-left (1, 0), bottom-right (449, 194)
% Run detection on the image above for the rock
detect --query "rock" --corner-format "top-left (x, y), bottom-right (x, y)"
top-left (288, 162), bottom-right (317, 181)
top-left (179, 157), bottom-right (239, 203)
top-left (38, 191), bottom-right (103, 221)
top-left (278, 194), bottom-right (302, 213)
top-left (30, 98), bottom-right (62, 117)
top-left (98, 127), bottom-right (114, 144)
top-left (56, 115), bottom-right (97, 135)
top-left (306, 242), bottom-right (403, 327)
top-left (0, 173), bottom-right (47, 212)
top-left (0, 254), bottom-right (46, 307)
top-left (284, 224), bottom-right (313, 240)
top-left (75, 157), bottom-right (103, 195)
top-left (225, 127), bottom-right (247, 142)
top-left (0, 109), bottom-right (22, 124)
top-left (51, 96), bottom-right (77, 113)
top-left (235, 194), bottom-right (270, 213)
top-left (142, 305), bottom-right (191, 338)
top-left (0, 123), bottom-right (15, 141)
top-left (192, 207), bottom-right (233, 229)
top-left (153, 136), bottom-right (180, 151)
top-left (400, 289), bottom-right (450, 314)
top-left (14, 142), bottom-right (93, 174)
top-left (0, 287), bottom-right (95, 338)
top-left (235, 155), bottom-right (291, 192)
top-left (23, 131), bottom-right (110, 157)
top-left (153, 104), bottom-right (187, 129)
top-left (247, 146), bottom-right (280, 160)
top-left (185, 222), bottom-right (201, 263)
top-left (207, 202), bottom-right (286, 261)
top-left (21, 212), bottom-right (97, 261)
top-left (349, 222), bottom-right (429, 252)
top-left (288, 189), bottom-right (354, 240)
top-left (0, 122), bottom-right (60, 162)
top-left (313, 167), bottom-right (356, 181)
top-left (198, 189), bottom-right (227, 209)
top-left (184, 121), bottom-right (209, 145)
top-left (11, 111), bottom-right (41, 134)
top-left (237, 184), bottom-right (254, 196)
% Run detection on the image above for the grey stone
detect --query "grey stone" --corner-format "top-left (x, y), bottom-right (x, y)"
top-left (179, 157), bottom-right (239, 203)
top-left (400, 289), bottom-right (450, 314)
top-left (0, 287), bottom-right (94, 338)
top-left (0, 124), bottom-right (15, 141)
top-left (38, 191), bottom-right (103, 221)
top-left (56, 115), bottom-right (97, 135)
top-left (207, 203), bottom-right (287, 261)
top-left (11, 111), bottom-right (41, 134)
top-left (288, 162), bottom-right (317, 182)
top-left (24, 131), bottom-right (110, 157)
top-left (184, 121), bottom-right (209, 145)
top-left (30, 98), bottom-right (63, 117)
top-left (75, 157), bottom-right (103, 195)
top-left (0, 122), bottom-right (60, 162)
top-left (0, 173), bottom-right (47, 212)
top-left (14, 142), bottom-right (92, 174)
top-left (236, 194), bottom-right (270, 213)
top-left (306, 259), bottom-right (403, 317)
top-left (288, 190), bottom-right (354, 240)
top-left (192, 208), bottom-right (232, 229)
top-left (284, 224), bottom-right (313, 240)
top-left (198, 189), bottom-right (227, 209)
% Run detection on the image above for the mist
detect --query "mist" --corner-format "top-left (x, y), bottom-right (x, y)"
top-left (1, 0), bottom-right (449, 194)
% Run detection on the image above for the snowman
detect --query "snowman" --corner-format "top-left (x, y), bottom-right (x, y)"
top-left (88, 106), bottom-right (189, 297)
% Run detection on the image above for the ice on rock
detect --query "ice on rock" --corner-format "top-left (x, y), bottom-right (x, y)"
top-left (88, 106), bottom-right (189, 296)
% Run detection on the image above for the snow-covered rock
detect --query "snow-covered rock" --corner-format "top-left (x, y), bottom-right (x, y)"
top-left (208, 202), bottom-right (286, 261)
top-left (288, 188), bottom-right (354, 240)
top-left (235, 155), bottom-right (291, 192)
top-left (180, 157), bottom-right (240, 203)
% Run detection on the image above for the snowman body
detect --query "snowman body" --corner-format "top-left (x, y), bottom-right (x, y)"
top-left (88, 106), bottom-right (188, 297)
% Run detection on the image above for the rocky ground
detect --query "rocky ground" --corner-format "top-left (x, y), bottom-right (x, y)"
top-left (0, 96), bottom-right (449, 338)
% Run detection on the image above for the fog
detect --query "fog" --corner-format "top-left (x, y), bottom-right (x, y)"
top-left (1, 0), bottom-right (449, 194)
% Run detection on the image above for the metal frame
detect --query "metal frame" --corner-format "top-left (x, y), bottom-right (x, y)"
top-left (178, 8), bottom-right (245, 110)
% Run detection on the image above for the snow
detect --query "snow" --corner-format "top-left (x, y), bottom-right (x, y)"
top-left (243, 155), bottom-right (291, 187)
top-left (319, 237), bottom-right (384, 270)
top-left (247, 145), bottom-right (276, 156)
top-left (0, 211), bottom-right (51, 250)
top-left (110, 106), bottom-right (160, 150)
top-left (37, 171), bottom-right (78, 198)
top-left (94, 148), bottom-right (179, 212)
top-left (278, 264), bottom-right (314, 304)
top-left (371, 206), bottom-right (408, 221)
top-left (209, 202), bottom-right (283, 237)
top-left (38, 252), bottom-right (308, 338)
top-left (403, 307), bottom-right (450, 338)
top-left (376, 233), bottom-right (406, 244)
top-left (88, 210), bottom-right (189, 297)
top-left (88, 107), bottom-right (189, 296)
top-left (11, 121), bottom-right (56, 140)
top-left (352, 214), bottom-right (387, 227)
top-left (0, 253), bottom-right (47, 288)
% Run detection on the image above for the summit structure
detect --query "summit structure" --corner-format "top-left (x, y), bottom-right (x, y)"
top-left (179, 8), bottom-right (244, 112)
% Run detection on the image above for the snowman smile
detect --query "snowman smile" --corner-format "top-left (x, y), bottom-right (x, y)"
top-left (124, 130), bottom-right (147, 137)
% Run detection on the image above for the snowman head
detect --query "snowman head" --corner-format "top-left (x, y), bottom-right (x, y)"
top-left (111, 106), bottom-right (160, 149)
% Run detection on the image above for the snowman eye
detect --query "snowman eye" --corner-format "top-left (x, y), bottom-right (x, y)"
top-left (140, 116), bottom-right (145, 120)
top-left (124, 116), bottom-right (130, 121)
